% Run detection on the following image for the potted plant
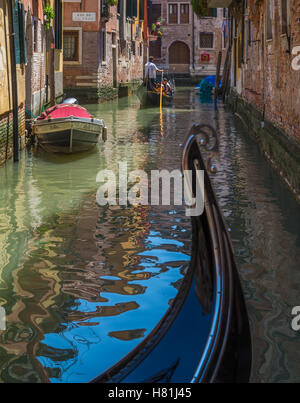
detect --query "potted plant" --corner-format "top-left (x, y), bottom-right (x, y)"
top-left (151, 17), bottom-right (165, 37)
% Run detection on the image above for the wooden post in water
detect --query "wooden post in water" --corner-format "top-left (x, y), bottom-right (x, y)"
top-left (160, 72), bottom-right (164, 111)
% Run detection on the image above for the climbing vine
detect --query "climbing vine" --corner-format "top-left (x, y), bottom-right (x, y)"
top-left (190, 0), bottom-right (209, 16)
top-left (105, 0), bottom-right (118, 6)
top-left (43, 3), bottom-right (55, 31)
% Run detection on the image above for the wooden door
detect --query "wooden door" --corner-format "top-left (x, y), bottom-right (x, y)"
top-left (169, 41), bottom-right (190, 72)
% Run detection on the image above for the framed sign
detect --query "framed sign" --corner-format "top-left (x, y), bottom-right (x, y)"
top-left (72, 12), bottom-right (96, 22)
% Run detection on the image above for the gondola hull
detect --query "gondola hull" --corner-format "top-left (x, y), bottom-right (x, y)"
top-left (90, 125), bottom-right (252, 384)
top-left (137, 85), bottom-right (174, 107)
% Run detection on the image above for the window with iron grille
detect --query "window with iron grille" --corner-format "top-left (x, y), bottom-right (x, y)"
top-left (169, 4), bottom-right (178, 24)
top-left (63, 31), bottom-right (79, 62)
top-left (199, 32), bottom-right (214, 49)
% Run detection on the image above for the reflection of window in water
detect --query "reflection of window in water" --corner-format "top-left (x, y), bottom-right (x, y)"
top-left (0, 306), bottom-right (6, 331)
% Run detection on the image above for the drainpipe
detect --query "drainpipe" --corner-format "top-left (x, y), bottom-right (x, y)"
top-left (192, 10), bottom-right (195, 71)
top-left (241, 0), bottom-right (245, 64)
top-left (7, 0), bottom-right (19, 162)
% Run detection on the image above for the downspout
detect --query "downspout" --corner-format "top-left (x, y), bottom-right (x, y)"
top-left (192, 9), bottom-right (195, 71)
top-left (7, 0), bottom-right (19, 162)
top-left (241, 0), bottom-right (245, 64)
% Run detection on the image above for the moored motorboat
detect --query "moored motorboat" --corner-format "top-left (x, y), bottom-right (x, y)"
top-left (32, 99), bottom-right (107, 154)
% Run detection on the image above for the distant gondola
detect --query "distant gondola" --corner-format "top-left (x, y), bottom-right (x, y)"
top-left (90, 125), bottom-right (252, 384)
top-left (137, 78), bottom-right (175, 107)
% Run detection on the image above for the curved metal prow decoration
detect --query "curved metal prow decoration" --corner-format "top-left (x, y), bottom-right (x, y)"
top-left (90, 125), bottom-right (252, 384)
top-left (182, 125), bottom-right (252, 383)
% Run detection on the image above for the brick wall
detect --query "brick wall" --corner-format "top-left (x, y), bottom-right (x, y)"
top-left (149, 2), bottom-right (227, 75)
top-left (63, 2), bottom-right (145, 100)
top-left (236, 0), bottom-right (300, 142)
top-left (0, 105), bottom-right (26, 166)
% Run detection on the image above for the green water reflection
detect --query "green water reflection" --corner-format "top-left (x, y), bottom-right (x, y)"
top-left (0, 89), bottom-right (299, 383)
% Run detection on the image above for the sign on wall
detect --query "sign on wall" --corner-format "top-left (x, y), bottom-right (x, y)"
top-left (72, 12), bottom-right (96, 22)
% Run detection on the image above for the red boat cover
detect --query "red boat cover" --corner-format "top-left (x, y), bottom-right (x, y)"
top-left (37, 104), bottom-right (91, 120)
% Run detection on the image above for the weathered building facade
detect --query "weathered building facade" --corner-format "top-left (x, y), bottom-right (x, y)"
top-left (0, 0), bottom-right (63, 167)
top-left (148, 1), bottom-right (229, 76)
top-left (225, 0), bottom-right (300, 197)
top-left (24, 0), bottom-right (64, 116)
top-left (63, 0), bottom-right (149, 100)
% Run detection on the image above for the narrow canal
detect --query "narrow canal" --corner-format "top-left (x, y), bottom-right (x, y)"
top-left (0, 89), bottom-right (299, 383)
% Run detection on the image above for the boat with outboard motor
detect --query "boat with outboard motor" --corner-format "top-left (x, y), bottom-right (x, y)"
top-left (32, 98), bottom-right (108, 154)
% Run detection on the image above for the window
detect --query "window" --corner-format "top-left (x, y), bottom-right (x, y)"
top-left (101, 30), bottom-right (107, 62)
top-left (63, 31), bottom-right (79, 62)
top-left (266, 0), bottom-right (273, 40)
top-left (200, 32), bottom-right (214, 49)
top-left (199, 8), bottom-right (217, 18)
top-left (150, 36), bottom-right (161, 59)
top-left (55, 0), bottom-right (63, 50)
top-left (281, 0), bottom-right (288, 34)
top-left (169, 4), bottom-right (178, 24)
top-left (131, 40), bottom-right (136, 56)
top-left (150, 4), bottom-right (161, 25)
top-left (248, 18), bottom-right (252, 46)
top-left (207, 8), bottom-right (217, 17)
top-left (33, 19), bottom-right (38, 53)
top-left (180, 4), bottom-right (189, 24)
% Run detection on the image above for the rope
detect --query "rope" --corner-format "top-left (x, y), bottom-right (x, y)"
top-left (25, 108), bottom-right (38, 119)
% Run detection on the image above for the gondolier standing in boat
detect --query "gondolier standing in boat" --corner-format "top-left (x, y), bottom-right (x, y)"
top-left (145, 56), bottom-right (164, 90)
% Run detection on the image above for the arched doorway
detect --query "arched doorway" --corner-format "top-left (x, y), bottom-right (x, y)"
top-left (168, 41), bottom-right (190, 73)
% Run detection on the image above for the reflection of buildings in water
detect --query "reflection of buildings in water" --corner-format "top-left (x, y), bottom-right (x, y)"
top-left (108, 328), bottom-right (146, 341)
top-left (211, 126), bottom-right (300, 382)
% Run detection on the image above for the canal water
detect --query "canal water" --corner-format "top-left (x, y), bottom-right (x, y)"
top-left (0, 88), bottom-right (299, 383)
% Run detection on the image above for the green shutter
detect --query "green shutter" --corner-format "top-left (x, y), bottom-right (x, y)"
top-left (13, 0), bottom-right (21, 64)
top-left (126, 0), bottom-right (132, 18)
top-left (55, 0), bottom-right (63, 49)
top-left (18, 2), bottom-right (27, 64)
top-left (126, 0), bottom-right (137, 18)
top-left (132, 0), bottom-right (137, 18)
top-left (139, 0), bottom-right (144, 20)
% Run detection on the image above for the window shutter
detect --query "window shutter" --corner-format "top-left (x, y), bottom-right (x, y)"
top-left (18, 2), bottom-right (27, 64)
top-left (126, 0), bottom-right (138, 18)
top-left (139, 0), bottom-right (144, 20)
top-left (13, 0), bottom-right (21, 64)
top-left (55, 0), bottom-right (63, 49)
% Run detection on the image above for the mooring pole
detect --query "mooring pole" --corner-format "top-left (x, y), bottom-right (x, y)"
top-left (7, 0), bottom-right (19, 162)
